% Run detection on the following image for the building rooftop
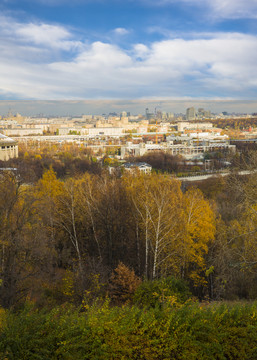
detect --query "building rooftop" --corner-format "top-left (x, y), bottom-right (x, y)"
top-left (123, 162), bottom-right (152, 169)
top-left (0, 133), bottom-right (17, 146)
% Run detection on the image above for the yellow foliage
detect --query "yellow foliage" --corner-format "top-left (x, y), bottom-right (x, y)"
top-left (37, 167), bottom-right (64, 199)
top-left (178, 188), bottom-right (216, 285)
top-left (61, 270), bottom-right (75, 298)
top-left (0, 306), bottom-right (6, 330)
top-left (125, 174), bottom-right (216, 285)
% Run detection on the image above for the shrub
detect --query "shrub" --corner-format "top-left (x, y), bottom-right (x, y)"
top-left (133, 277), bottom-right (192, 308)
top-left (109, 262), bottom-right (142, 304)
top-left (0, 301), bottom-right (257, 359)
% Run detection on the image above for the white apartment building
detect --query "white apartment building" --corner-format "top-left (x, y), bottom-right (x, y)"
top-left (58, 127), bottom-right (88, 135)
top-left (121, 141), bottom-right (236, 160)
top-left (0, 133), bottom-right (18, 161)
top-left (1, 128), bottom-right (43, 136)
top-left (88, 127), bottom-right (124, 137)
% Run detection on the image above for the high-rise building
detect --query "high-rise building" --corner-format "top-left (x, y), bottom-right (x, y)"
top-left (186, 107), bottom-right (196, 120)
top-left (145, 108), bottom-right (155, 120)
top-left (198, 108), bottom-right (211, 118)
top-left (120, 111), bottom-right (127, 118)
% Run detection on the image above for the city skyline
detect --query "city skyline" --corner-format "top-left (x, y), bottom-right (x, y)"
top-left (1, 0), bottom-right (257, 100)
top-left (0, 100), bottom-right (257, 117)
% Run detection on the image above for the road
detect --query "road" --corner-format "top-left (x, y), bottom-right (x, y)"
top-left (177, 170), bottom-right (255, 182)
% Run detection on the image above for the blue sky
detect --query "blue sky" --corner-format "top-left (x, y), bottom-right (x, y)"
top-left (1, 0), bottom-right (257, 101)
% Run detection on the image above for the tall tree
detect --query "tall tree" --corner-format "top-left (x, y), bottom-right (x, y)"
top-left (179, 188), bottom-right (216, 286)
top-left (0, 173), bottom-right (38, 307)
top-left (126, 174), bottom-right (183, 279)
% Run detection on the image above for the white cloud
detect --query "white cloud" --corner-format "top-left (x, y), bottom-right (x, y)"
top-left (16, 23), bottom-right (79, 50)
top-left (143, 0), bottom-right (257, 19)
top-left (208, 0), bottom-right (257, 19)
top-left (0, 15), bottom-right (81, 53)
top-left (0, 15), bottom-right (257, 99)
top-left (74, 42), bottom-right (132, 68)
top-left (133, 44), bottom-right (149, 59)
top-left (113, 28), bottom-right (130, 36)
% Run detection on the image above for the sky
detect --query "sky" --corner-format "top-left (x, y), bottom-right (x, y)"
top-left (0, 0), bottom-right (257, 110)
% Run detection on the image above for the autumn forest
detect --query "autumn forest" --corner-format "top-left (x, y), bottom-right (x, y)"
top-left (1, 144), bottom-right (257, 359)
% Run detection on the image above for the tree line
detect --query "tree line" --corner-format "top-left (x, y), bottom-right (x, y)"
top-left (0, 168), bottom-right (216, 307)
top-left (194, 117), bottom-right (257, 130)
top-left (1, 146), bottom-right (257, 308)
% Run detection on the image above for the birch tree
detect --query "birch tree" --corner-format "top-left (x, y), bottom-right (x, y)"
top-left (126, 174), bottom-right (183, 279)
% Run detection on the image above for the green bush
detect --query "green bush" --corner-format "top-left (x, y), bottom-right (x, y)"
top-left (133, 277), bottom-right (192, 308)
top-left (1, 301), bottom-right (257, 359)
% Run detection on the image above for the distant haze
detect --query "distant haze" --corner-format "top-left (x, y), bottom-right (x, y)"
top-left (1, 100), bottom-right (257, 117)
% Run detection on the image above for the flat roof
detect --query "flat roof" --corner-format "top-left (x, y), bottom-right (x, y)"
top-left (0, 133), bottom-right (17, 145)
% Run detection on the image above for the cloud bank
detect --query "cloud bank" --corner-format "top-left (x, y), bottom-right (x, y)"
top-left (0, 15), bottom-right (257, 99)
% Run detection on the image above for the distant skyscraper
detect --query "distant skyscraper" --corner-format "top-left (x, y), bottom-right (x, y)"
top-left (186, 107), bottom-right (195, 120)
top-left (198, 108), bottom-right (211, 118)
top-left (145, 107), bottom-right (155, 120)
